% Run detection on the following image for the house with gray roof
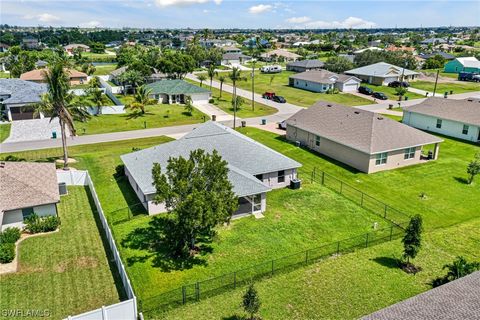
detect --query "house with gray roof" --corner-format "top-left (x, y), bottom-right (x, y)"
top-left (286, 102), bottom-right (442, 173)
top-left (121, 121), bottom-right (301, 216)
top-left (0, 79), bottom-right (48, 121)
top-left (289, 70), bottom-right (361, 93)
top-left (362, 271), bottom-right (480, 320)
top-left (221, 53), bottom-right (252, 66)
top-left (345, 62), bottom-right (419, 85)
top-left (403, 97), bottom-right (480, 142)
top-left (0, 161), bottom-right (60, 231)
top-left (286, 60), bottom-right (325, 72)
top-left (145, 79), bottom-right (211, 104)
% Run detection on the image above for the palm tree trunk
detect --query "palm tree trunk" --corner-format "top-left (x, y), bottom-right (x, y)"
top-left (233, 83), bottom-right (237, 129)
top-left (220, 82), bottom-right (223, 98)
top-left (59, 118), bottom-right (70, 171)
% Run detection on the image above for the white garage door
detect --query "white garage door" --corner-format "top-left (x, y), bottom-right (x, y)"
top-left (190, 93), bottom-right (211, 104)
top-left (342, 82), bottom-right (359, 92)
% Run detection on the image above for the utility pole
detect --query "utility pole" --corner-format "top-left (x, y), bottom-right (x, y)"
top-left (433, 69), bottom-right (440, 97)
top-left (251, 60), bottom-right (255, 111)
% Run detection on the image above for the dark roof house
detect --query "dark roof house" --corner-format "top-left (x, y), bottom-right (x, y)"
top-left (286, 60), bottom-right (325, 72)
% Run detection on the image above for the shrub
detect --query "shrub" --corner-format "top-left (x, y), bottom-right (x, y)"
top-left (25, 214), bottom-right (61, 234)
top-left (0, 243), bottom-right (16, 264)
top-left (114, 164), bottom-right (125, 178)
top-left (209, 98), bottom-right (215, 103)
top-left (0, 227), bottom-right (21, 244)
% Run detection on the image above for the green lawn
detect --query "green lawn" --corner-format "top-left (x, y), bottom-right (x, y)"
top-left (411, 80), bottom-right (480, 94)
top-left (0, 187), bottom-right (121, 319)
top-left (75, 104), bottom-right (207, 135)
top-left (421, 69), bottom-right (459, 79)
top-left (0, 123), bottom-right (11, 142)
top-left (93, 64), bottom-right (118, 75)
top-left (236, 128), bottom-right (480, 231)
top-left (155, 215), bottom-right (480, 320)
top-left (0, 71), bottom-right (9, 78)
top-left (364, 84), bottom-right (425, 100)
top-left (201, 71), bottom-right (373, 107)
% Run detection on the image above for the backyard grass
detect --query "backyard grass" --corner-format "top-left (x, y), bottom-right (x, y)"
top-left (410, 80), bottom-right (480, 94)
top-left (201, 71), bottom-right (373, 107)
top-left (236, 128), bottom-right (480, 231)
top-left (421, 69), bottom-right (459, 79)
top-left (0, 123), bottom-right (11, 142)
top-left (74, 104), bottom-right (207, 135)
top-left (0, 187), bottom-right (121, 319)
top-left (0, 71), bottom-right (9, 78)
top-left (93, 63), bottom-right (118, 75)
top-left (364, 84), bottom-right (425, 100)
top-left (155, 216), bottom-right (480, 320)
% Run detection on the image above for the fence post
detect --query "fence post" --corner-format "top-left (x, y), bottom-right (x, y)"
top-left (271, 260), bottom-right (274, 276)
top-left (182, 286), bottom-right (186, 304)
top-left (321, 171), bottom-right (325, 185)
top-left (365, 233), bottom-right (369, 248)
top-left (389, 225), bottom-right (394, 241)
top-left (336, 241), bottom-right (340, 255)
top-left (384, 204), bottom-right (387, 218)
top-left (234, 272), bottom-right (236, 289)
top-left (195, 282), bottom-right (200, 301)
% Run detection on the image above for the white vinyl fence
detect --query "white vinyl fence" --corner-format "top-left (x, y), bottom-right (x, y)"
top-left (86, 105), bottom-right (125, 115)
top-left (58, 170), bottom-right (138, 320)
top-left (98, 75), bottom-right (124, 94)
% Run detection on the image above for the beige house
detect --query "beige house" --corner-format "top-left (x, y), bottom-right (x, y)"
top-left (286, 102), bottom-right (443, 174)
top-left (0, 162), bottom-right (60, 231)
top-left (20, 68), bottom-right (88, 86)
top-left (261, 49), bottom-right (301, 62)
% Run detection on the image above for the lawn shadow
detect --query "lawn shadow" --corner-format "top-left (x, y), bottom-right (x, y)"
top-left (222, 315), bottom-right (245, 320)
top-left (371, 256), bottom-right (400, 269)
top-left (121, 215), bottom-right (209, 272)
top-left (453, 176), bottom-right (469, 184)
top-left (124, 111), bottom-right (154, 120)
top-left (114, 175), bottom-right (148, 216)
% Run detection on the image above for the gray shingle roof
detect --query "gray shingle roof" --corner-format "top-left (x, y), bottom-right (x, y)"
top-left (286, 60), bottom-right (325, 69)
top-left (110, 66), bottom-right (127, 77)
top-left (405, 97), bottom-right (480, 126)
top-left (418, 52), bottom-right (455, 60)
top-left (289, 70), bottom-right (360, 84)
top-left (362, 271), bottom-right (480, 320)
top-left (287, 102), bottom-right (443, 154)
top-left (345, 62), bottom-right (419, 78)
top-left (145, 79), bottom-right (210, 95)
top-left (222, 53), bottom-right (252, 60)
top-left (121, 121), bottom-right (301, 195)
top-left (0, 161), bottom-right (60, 212)
top-left (0, 79), bottom-right (47, 105)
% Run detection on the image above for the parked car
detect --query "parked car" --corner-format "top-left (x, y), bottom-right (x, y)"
top-left (358, 86), bottom-right (374, 95)
top-left (272, 95), bottom-right (286, 103)
top-left (262, 91), bottom-right (276, 99)
top-left (372, 92), bottom-right (388, 100)
top-left (459, 72), bottom-right (480, 82)
top-left (260, 65), bottom-right (282, 73)
top-left (278, 120), bottom-right (287, 130)
top-left (388, 81), bottom-right (410, 88)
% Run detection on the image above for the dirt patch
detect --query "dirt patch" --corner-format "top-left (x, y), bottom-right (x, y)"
top-left (54, 256), bottom-right (99, 273)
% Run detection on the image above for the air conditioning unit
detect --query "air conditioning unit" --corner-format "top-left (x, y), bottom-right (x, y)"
top-left (58, 182), bottom-right (68, 196)
top-left (290, 179), bottom-right (301, 190)
top-left (295, 141), bottom-right (301, 147)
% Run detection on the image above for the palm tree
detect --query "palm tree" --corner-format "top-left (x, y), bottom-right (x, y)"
top-left (128, 85), bottom-right (152, 114)
top-left (207, 65), bottom-right (217, 90)
top-left (197, 74), bottom-right (207, 87)
top-left (443, 257), bottom-right (480, 281)
top-left (184, 95), bottom-right (194, 115)
top-left (218, 75), bottom-right (226, 98)
top-left (32, 58), bottom-right (90, 170)
top-left (229, 67), bottom-right (245, 129)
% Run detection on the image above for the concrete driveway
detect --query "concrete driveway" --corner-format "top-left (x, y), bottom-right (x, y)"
top-left (5, 118), bottom-right (68, 143)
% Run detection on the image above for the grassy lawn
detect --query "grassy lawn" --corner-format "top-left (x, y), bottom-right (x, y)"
top-left (202, 71), bottom-right (373, 107)
top-left (93, 64), bottom-right (118, 75)
top-left (155, 216), bottom-right (480, 320)
top-left (421, 69), bottom-right (459, 79)
top-left (411, 80), bottom-right (480, 94)
top-left (364, 84), bottom-right (425, 100)
top-left (0, 71), bottom-right (9, 78)
top-left (75, 104), bottom-right (207, 135)
top-left (0, 123), bottom-right (11, 142)
top-left (82, 51), bottom-right (116, 59)
top-left (0, 187), bottom-right (121, 319)
top-left (236, 128), bottom-right (480, 231)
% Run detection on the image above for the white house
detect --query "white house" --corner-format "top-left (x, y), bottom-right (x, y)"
top-left (403, 97), bottom-right (480, 142)
top-left (289, 70), bottom-right (361, 93)
top-left (0, 162), bottom-right (60, 231)
top-left (345, 62), bottom-right (419, 85)
top-left (120, 121), bottom-right (301, 216)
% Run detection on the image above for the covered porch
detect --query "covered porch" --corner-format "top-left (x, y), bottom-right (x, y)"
top-left (233, 193), bottom-right (267, 219)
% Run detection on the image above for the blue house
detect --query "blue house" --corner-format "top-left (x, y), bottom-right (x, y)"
top-left (444, 57), bottom-right (480, 74)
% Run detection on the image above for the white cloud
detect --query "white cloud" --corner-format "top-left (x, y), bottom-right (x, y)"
top-left (155, 0), bottom-right (222, 7)
top-left (80, 20), bottom-right (102, 28)
top-left (249, 4), bottom-right (273, 14)
top-left (24, 13), bottom-right (61, 23)
top-left (305, 16), bottom-right (376, 29)
top-left (286, 16), bottom-right (311, 24)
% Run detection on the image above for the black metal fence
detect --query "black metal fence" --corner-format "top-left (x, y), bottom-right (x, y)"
top-left (139, 221), bottom-right (407, 313)
top-left (108, 202), bottom-right (148, 225)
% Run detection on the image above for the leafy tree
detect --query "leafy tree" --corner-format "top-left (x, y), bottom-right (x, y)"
top-left (89, 42), bottom-right (106, 54)
top-left (324, 56), bottom-right (354, 73)
top-left (354, 50), bottom-right (417, 70)
top-left (231, 96), bottom-right (245, 110)
top-left (443, 256), bottom-right (480, 281)
top-left (158, 51), bottom-right (195, 79)
top-left (31, 56), bottom-right (90, 170)
top-left (5, 46), bottom-right (36, 78)
top-left (118, 70), bottom-right (144, 93)
top-left (151, 149), bottom-right (237, 256)
top-left (218, 75), bottom-right (226, 98)
top-left (184, 95), bottom-right (194, 115)
top-left (207, 65), bottom-right (217, 90)
top-left (197, 74), bottom-right (207, 87)
top-left (229, 67), bottom-right (246, 128)
top-left (423, 54), bottom-right (446, 69)
top-left (395, 86), bottom-right (408, 97)
top-left (243, 284), bottom-right (261, 320)
top-left (467, 153), bottom-right (480, 184)
top-left (81, 62), bottom-right (96, 75)
top-left (402, 214), bottom-right (423, 264)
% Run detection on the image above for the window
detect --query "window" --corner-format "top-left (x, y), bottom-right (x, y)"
top-left (315, 135), bottom-right (321, 147)
top-left (255, 174), bottom-right (263, 181)
top-left (462, 124), bottom-right (469, 135)
top-left (404, 147), bottom-right (416, 160)
top-left (375, 152), bottom-right (388, 166)
top-left (278, 170), bottom-right (285, 183)
top-left (22, 207), bottom-right (34, 220)
top-left (436, 119), bottom-right (442, 129)
top-left (253, 194), bottom-right (262, 212)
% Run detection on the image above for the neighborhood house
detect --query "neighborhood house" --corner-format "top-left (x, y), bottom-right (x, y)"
top-left (0, 79), bottom-right (48, 121)
top-left (0, 162), bottom-right (60, 231)
top-left (289, 70), bottom-right (361, 93)
top-left (221, 53), bottom-right (252, 66)
top-left (260, 49), bottom-right (301, 62)
top-left (345, 62), bottom-right (419, 85)
top-left (64, 43), bottom-right (90, 55)
top-left (144, 79), bottom-right (211, 104)
top-left (403, 97), bottom-right (480, 142)
top-left (444, 57), bottom-right (480, 74)
top-left (286, 60), bottom-right (325, 72)
top-left (286, 102), bottom-right (443, 174)
top-left (20, 68), bottom-right (88, 85)
top-left (121, 121), bottom-right (301, 216)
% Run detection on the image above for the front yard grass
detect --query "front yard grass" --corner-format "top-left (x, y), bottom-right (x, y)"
top-left (410, 80), bottom-right (480, 94)
top-left (155, 215), bottom-right (480, 320)
top-left (203, 71), bottom-right (373, 107)
top-left (0, 187), bottom-right (121, 319)
top-left (0, 123), bottom-right (11, 142)
top-left (93, 63), bottom-right (118, 75)
top-left (74, 104), bottom-right (207, 135)
top-left (364, 84), bottom-right (425, 100)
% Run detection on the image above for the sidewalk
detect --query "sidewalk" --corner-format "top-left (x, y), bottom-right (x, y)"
top-left (193, 102), bottom-right (234, 121)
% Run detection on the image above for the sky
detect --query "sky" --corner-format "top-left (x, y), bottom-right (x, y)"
top-left (1, 0), bottom-right (479, 29)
